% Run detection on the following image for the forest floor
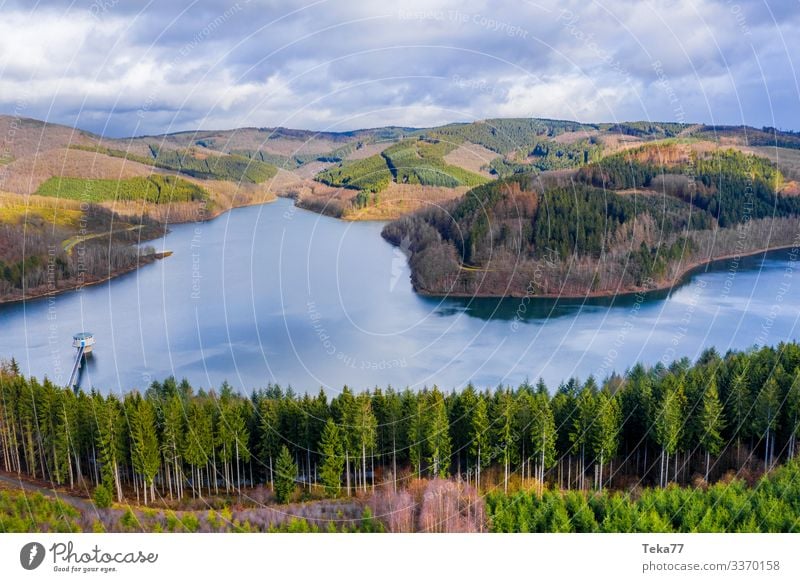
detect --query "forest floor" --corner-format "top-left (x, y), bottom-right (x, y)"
top-left (0, 472), bottom-right (94, 512)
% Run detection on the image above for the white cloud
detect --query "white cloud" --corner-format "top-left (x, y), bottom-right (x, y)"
top-left (0, 0), bottom-right (796, 135)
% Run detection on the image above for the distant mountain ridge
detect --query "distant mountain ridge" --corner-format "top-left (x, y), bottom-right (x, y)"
top-left (3, 113), bottom-right (800, 301)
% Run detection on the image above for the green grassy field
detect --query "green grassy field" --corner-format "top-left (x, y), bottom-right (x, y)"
top-left (35, 175), bottom-right (209, 204)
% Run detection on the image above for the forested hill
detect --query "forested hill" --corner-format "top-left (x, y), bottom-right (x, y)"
top-left (382, 143), bottom-right (800, 297)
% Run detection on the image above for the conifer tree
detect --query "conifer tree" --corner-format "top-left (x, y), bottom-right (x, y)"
top-left (258, 398), bottom-right (281, 487)
top-left (492, 389), bottom-right (517, 493)
top-left (469, 395), bottom-right (491, 490)
top-left (407, 393), bottom-right (426, 478)
top-left (654, 375), bottom-right (685, 486)
top-left (129, 397), bottom-right (160, 505)
top-left (95, 394), bottom-right (123, 502)
top-left (319, 418), bottom-right (344, 497)
top-left (698, 376), bottom-right (725, 481)
top-left (785, 369), bottom-right (800, 459)
top-left (354, 393), bottom-right (377, 492)
top-left (725, 365), bottom-right (752, 462)
top-left (593, 390), bottom-right (620, 490)
top-left (530, 392), bottom-right (556, 494)
top-left (753, 376), bottom-right (781, 471)
top-left (274, 445), bottom-right (297, 504)
top-left (184, 400), bottom-right (212, 497)
top-left (160, 394), bottom-right (185, 500)
top-left (570, 385), bottom-right (597, 490)
top-left (425, 388), bottom-right (451, 478)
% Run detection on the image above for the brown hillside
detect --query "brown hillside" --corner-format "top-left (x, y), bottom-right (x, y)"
top-left (128, 129), bottom-right (343, 157)
top-left (3, 147), bottom-right (156, 195)
top-left (442, 142), bottom-right (499, 177)
top-left (0, 116), bottom-right (99, 160)
top-left (345, 142), bottom-right (390, 160)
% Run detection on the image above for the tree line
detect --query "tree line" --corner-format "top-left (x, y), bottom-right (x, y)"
top-left (2, 342), bottom-right (800, 507)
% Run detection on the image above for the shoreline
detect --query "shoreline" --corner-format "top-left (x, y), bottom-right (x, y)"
top-left (0, 251), bottom-right (172, 306)
top-left (412, 243), bottom-right (800, 300)
top-left (3, 192), bottom-right (797, 306)
top-left (0, 194), bottom-right (277, 306)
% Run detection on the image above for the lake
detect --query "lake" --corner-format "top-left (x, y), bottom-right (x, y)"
top-left (1, 197), bottom-right (799, 394)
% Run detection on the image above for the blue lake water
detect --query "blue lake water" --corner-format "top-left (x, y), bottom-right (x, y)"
top-left (1, 197), bottom-right (799, 393)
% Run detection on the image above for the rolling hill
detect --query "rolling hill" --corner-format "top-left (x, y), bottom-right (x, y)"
top-left (3, 114), bottom-right (800, 299)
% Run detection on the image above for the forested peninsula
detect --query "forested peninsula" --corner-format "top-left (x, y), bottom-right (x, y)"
top-left (383, 144), bottom-right (800, 298)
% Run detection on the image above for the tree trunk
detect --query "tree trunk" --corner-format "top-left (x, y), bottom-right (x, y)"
top-left (67, 448), bottom-right (74, 490)
top-left (736, 437), bottom-right (741, 469)
top-left (307, 443), bottom-right (312, 491)
top-left (114, 461), bottom-right (122, 502)
top-left (567, 455), bottom-right (571, 491)
top-left (599, 453), bottom-right (604, 491)
top-left (643, 446), bottom-right (648, 484)
top-left (269, 455), bottom-right (274, 489)
top-left (392, 432), bottom-right (397, 493)
top-left (504, 452), bottom-right (509, 494)
top-left (540, 434), bottom-right (546, 496)
top-left (673, 452), bottom-right (677, 484)
top-left (345, 451), bottom-right (350, 496)
top-left (236, 440), bottom-right (242, 498)
top-left (476, 445), bottom-right (481, 492)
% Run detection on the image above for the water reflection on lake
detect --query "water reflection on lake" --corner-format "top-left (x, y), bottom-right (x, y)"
top-left (1, 198), bottom-right (798, 394)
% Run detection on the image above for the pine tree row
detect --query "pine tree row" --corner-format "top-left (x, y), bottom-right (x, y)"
top-left (1, 342), bottom-right (800, 504)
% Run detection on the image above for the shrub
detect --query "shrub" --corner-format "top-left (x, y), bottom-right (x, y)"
top-left (93, 484), bottom-right (113, 509)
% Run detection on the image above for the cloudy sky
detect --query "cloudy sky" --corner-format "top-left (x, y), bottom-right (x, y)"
top-left (0, 0), bottom-right (797, 136)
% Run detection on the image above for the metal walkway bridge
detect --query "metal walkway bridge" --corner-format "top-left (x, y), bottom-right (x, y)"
top-left (67, 344), bottom-right (85, 388)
